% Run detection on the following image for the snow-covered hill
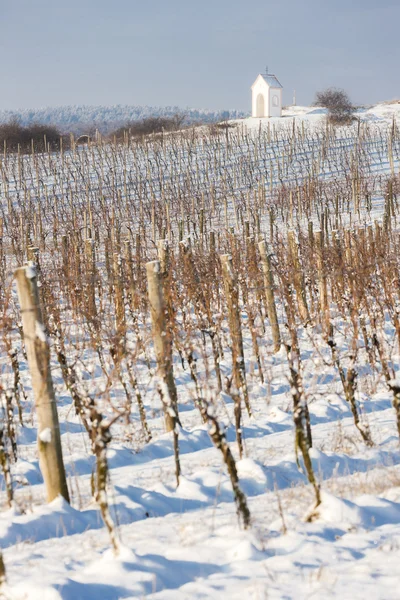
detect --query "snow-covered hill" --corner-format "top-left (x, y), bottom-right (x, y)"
top-left (1, 100), bottom-right (398, 136)
top-left (232, 101), bottom-right (400, 130)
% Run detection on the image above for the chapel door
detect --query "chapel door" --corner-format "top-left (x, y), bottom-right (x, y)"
top-left (256, 93), bottom-right (265, 117)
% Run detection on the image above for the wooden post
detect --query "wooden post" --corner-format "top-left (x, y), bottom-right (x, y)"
top-left (14, 265), bottom-right (69, 503)
top-left (123, 239), bottom-right (136, 311)
top-left (135, 233), bottom-right (142, 311)
top-left (146, 260), bottom-right (179, 433)
top-left (315, 231), bottom-right (329, 332)
top-left (199, 208), bottom-right (204, 247)
top-left (288, 231), bottom-right (309, 323)
top-left (220, 254), bottom-right (251, 418)
top-left (61, 235), bottom-right (69, 282)
top-left (157, 239), bottom-right (170, 277)
top-left (258, 240), bottom-right (281, 353)
top-left (308, 221), bottom-right (314, 250)
top-left (84, 238), bottom-right (97, 319)
top-left (210, 231), bottom-right (216, 254)
top-left (27, 246), bottom-right (40, 271)
top-left (146, 260), bottom-right (180, 485)
top-left (113, 253), bottom-right (125, 335)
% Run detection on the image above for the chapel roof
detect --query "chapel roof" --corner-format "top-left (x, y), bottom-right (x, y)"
top-left (259, 74), bottom-right (283, 88)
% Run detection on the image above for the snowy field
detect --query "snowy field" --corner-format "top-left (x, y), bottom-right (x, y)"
top-left (3, 321), bottom-right (400, 599)
top-left (1, 102), bottom-right (400, 599)
top-left (3, 316), bottom-right (400, 600)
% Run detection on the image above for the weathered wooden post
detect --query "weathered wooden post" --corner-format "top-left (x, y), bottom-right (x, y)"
top-left (220, 254), bottom-right (246, 457)
top-left (315, 231), bottom-right (329, 326)
top-left (220, 254), bottom-right (251, 418)
top-left (146, 260), bottom-right (179, 433)
top-left (258, 239), bottom-right (281, 352)
top-left (288, 230), bottom-right (309, 322)
top-left (209, 230), bottom-right (216, 254)
top-left (27, 246), bottom-right (40, 271)
top-left (157, 239), bottom-right (170, 277)
top-left (84, 238), bottom-right (97, 319)
top-left (14, 265), bottom-right (70, 503)
top-left (113, 253), bottom-right (125, 335)
top-left (315, 230), bottom-right (329, 332)
top-left (61, 234), bottom-right (69, 281)
top-left (146, 260), bottom-right (180, 484)
top-left (123, 238), bottom-right (136, 310)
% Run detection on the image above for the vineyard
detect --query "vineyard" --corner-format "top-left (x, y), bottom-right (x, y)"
top-left (1, 104), bottom-right (400, 598)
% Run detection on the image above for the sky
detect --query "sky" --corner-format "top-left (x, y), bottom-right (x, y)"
top-left (0, 0), bottom-right (399, 112)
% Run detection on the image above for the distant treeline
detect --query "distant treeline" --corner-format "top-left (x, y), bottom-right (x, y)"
top-left (0, 113), bottom-right (227, 153)
top-left (0, 104), bottom-right (247, 135)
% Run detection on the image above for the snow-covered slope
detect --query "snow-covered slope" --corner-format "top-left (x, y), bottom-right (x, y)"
top-left (233, 101), bottom-right (400, 130)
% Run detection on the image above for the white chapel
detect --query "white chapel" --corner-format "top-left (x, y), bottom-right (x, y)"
top-left (251, 72), bottom-right (283, 118)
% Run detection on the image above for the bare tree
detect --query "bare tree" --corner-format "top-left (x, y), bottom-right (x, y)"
top-left (314, 87), bottom-right (355, 125)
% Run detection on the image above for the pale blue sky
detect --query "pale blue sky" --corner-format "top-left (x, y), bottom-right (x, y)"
top-left (0, 0), bottom-right (398, 111)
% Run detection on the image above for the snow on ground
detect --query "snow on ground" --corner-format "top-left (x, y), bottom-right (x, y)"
top-left (1, 103), bottom-right (400, 598)
top-left (2, 316), bottom-right (400, 599)
top-left (231, 101), bottom-right (400, 131)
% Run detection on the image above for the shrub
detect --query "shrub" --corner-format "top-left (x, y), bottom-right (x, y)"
top-left (0, 119), bottom-right (65, 153)
top-left (314, 88), bottom-right (355, 125)
top-left (109, 113), bottom-right (186, 141)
